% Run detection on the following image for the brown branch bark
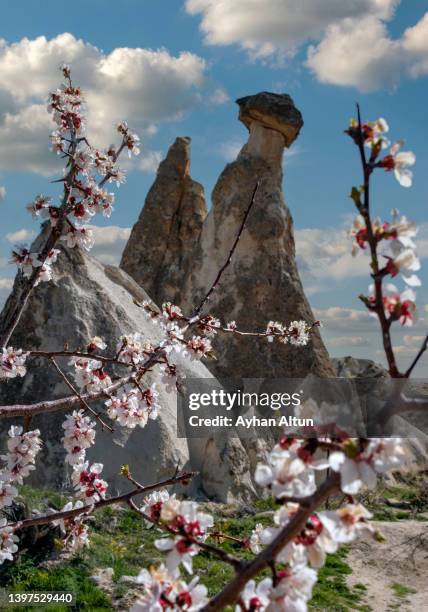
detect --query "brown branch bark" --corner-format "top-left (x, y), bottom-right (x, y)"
top-left (203, 473), bottom-right (340, 611)
top-left (13, 471), bottom-right (196, 530)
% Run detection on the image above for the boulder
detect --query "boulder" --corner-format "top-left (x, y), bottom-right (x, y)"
top-left (0, 233), bottom-right (256, 502)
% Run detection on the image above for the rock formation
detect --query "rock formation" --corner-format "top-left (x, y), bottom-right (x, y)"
top-left (120, 137), bottom-right (207, 305)
top-left (122, 92), bottom-right (335, 379)
top-left (0, 231), bottom-right (258, 502)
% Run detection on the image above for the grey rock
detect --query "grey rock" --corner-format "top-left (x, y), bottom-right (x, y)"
top-left (121, 92), bottom-right (334, 380)
top-left (0, 233), bottom-right (256, 502)
top-left (120, 137), bottom-right (207, 305)
top-left (236, 92), bottom-right (303, 146)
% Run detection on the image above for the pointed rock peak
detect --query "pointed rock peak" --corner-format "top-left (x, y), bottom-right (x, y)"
top-left (120, 135), bottom-right (207, 305)
top-left (236, 92), bottom-right (303, 146)
top-left (158, 136), bottom-right (191, 178)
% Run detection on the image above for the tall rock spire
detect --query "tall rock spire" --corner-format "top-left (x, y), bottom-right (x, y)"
top-left (120, 93), bottom-right (334, 378)
top-left (120, 137), bottom-right (207, 305)
top-left (182, 92), bottom-right (334, 378)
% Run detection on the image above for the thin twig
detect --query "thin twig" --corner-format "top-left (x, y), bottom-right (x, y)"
top-left (354, 104), bottom-right (400, 377)
top-left (128, 498), bottom-right (243, 571)
top-left (49, 357), bottom-right (113, 432)
top-left (191, 181), bottom-right (260, 318)
top-left (11, 471), bottom-right (197, 531)
top-left (405, 333), bottom-right (428, 378)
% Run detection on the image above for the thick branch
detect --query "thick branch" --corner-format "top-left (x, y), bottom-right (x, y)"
top-left (13, 471), bottom-right (196, 531)
top-left (203, 473), bottom-right (339, 611)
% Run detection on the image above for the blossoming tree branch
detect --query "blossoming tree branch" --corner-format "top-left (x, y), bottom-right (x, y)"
top-left (0, 66), bottom-right (424, 610)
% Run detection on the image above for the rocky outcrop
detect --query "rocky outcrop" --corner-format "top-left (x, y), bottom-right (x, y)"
top-left (122, 92), bottom-right (334, 379)
top-left (120, 137), bottom-right (207, 306)
top-left (0, 233), bottom-right (258, 502)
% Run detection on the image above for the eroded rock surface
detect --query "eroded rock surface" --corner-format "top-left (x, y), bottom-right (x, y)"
top-left (122, 92), bottom-right (334, 379)
top-left (0, 233), bottom-right (256, 502)
top-left (120, 137), bottom-right (207, 305)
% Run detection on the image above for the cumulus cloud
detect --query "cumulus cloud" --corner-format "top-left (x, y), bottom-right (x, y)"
top-left (295, 226), bottom-right (369, 291)
top-left (328, 335), bottom-right (370, 348)
top-left (185, 0), bottom-right (396, 59)
top-left (0, 186), bottom-right (5, 200)
top-left (5, 228), bottom-right (35, 243)
top-left (307, 12), bottom-right (428, 91)
top-left (138, 150), bottom-right (163, 174)
top-left (90, 225), bottom-right (131, 265)
top-left (0, 278), bottom-right (12, 290)
top-left (0, 33), bottom-right (209, 174)
top-left (186, 1), bottom-right (428, 90)
top-left (314, 306), bottom-right (374, 332)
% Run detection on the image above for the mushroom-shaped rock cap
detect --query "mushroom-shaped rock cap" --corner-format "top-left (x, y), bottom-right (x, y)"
top-left (236, 92), bottom-right (303, 147)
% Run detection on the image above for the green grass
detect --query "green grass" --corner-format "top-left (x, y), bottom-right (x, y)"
top-left (1, 485), bottom-right (423, 610)
top-left (310, 548), bottom-right (371, 612)
top-left (389, 582), bottom-right (417, 599)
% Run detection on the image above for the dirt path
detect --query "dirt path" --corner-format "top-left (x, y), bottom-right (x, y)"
top-left (346, 520), bottom-right (428, 611)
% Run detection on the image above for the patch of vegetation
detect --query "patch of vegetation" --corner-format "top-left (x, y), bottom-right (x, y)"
top-left (389, 581), bottom-right (417, 599)
top-left (310, 547), bottom-right (371, 611)
top-left (1, 484), bottom-right (422, 610)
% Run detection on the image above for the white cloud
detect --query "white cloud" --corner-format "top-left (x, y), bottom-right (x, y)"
top-left (219, 138), bottom-right (245, 161)
top-left (0, 33), bottom-right (209, 175)
top-left (185, 0), bottom-right (396, 59)
top-left (295, 226), bottom-right (369, 289)
top-left (138, 150), bottom-right (163, 174)
top-left (0, 186), bottom-right (5, 200)
top-left (0, 278), bottom-right (12, 290)
top-left (307, 12), bottom-right (428, 91)
top-left (210, 87), bottom-right (229, 104)
top-left (91, 225), bottom-right (131, 265)
top-left (5, 228), bottom-right (35, 243)
top-left (314, 306), bottom-right (374, 332)
top-left (187, 1), bottom-right (428, 91)
top-left (328, 335), bottom-right (370, 347)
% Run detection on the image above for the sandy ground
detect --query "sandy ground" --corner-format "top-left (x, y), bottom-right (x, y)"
top-left (346, 520), bottom-right (428, 611)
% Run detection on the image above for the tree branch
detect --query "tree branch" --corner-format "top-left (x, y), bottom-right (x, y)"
top-left (202, 473), bottom-right (339, 611)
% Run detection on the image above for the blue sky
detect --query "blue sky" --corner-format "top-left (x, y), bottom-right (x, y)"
top-left (0, 0), bottom-right (428, 372)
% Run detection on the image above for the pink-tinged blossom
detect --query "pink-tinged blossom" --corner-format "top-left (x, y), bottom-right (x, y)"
top-left (0, 518), bottom-right (19, 564)
top-left (238, 578), bottom-right (272, 611)
top-left (62, 410), bottom-right (96, 466)
top-left (105, 386), bottom-right (159, 429)
top-left (348, 117), bottom-right (390, 150)
top-left (384, 248), bottom-right (421, 287)
top-left (319, 504), bottom-right (373, 544)
top-left (71, 461), bottom-right (108, 503)
top-left (140, 489), bottom-right (171, 526)
top-left (0, 347), bottom-right (28, 380)
top-left (61, 226), bottom-right (94, 251)
top-left (117, 333), bottom-right (146, 365)
top-left (51, 500), bottom-right (90, 551)
top-left (131, 566), bottom-right (208, 612)
top-left (70, 357), bottom-right (112, 393)
top-left (329, 438), bottom-right (406, 495)
top-left (254, 442), bottom-right (316, 499)
top-left (0, 480), bottom-right (18, 509)
top-left (379, 142), bottom-right (416, 187)
top-left (183, 336), bottom-right (213, 360)
top-left (1, 426), bottom-right (42, 485)
top-left (268, 562), bottom-right (318, 611)
top-left (254, 504), bottom-right (337, 569)
top-left (288, 321), bottom-right (310, 346)
top-left (154, 536), bottom-right (199, 574)
top-left (86, 336), bottom-right (107, 352)
top-left (368, 284), bottom-right (417, 326)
